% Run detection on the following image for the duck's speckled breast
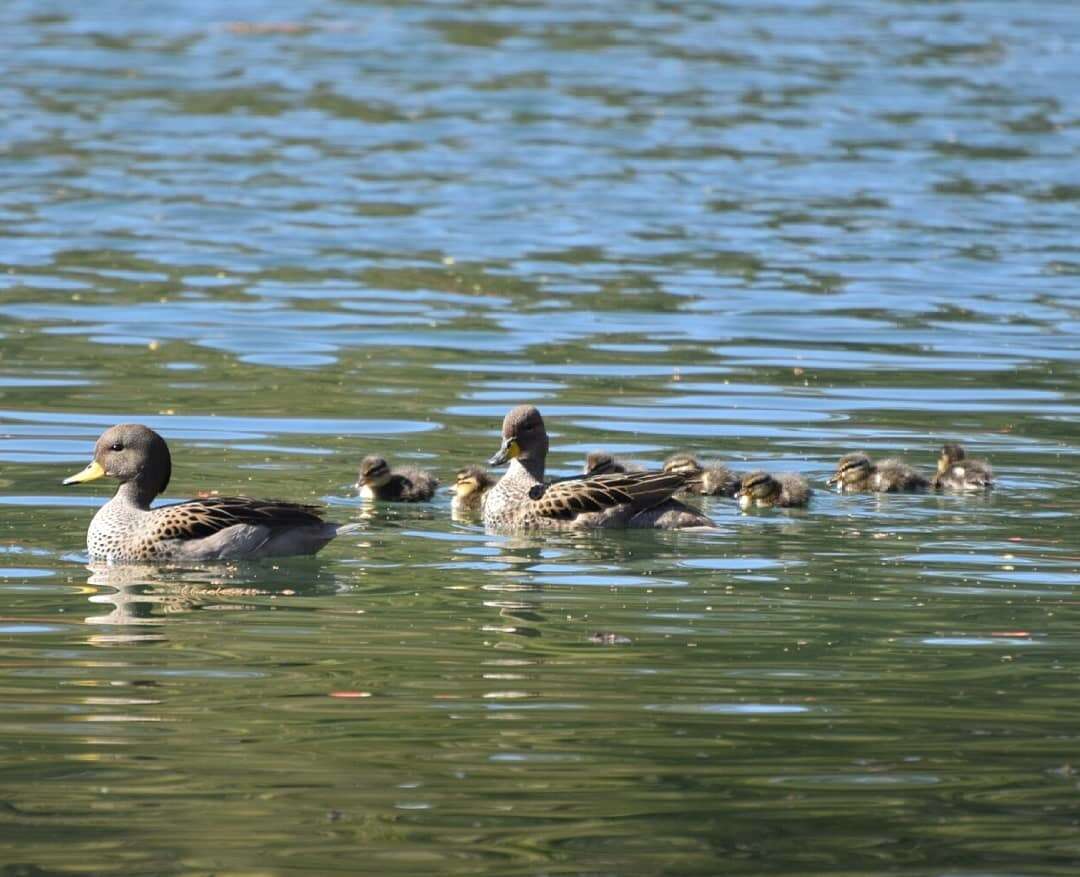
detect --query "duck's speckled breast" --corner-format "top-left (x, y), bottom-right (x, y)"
top-left (87, 497), bottom-right (171, 562)
top-left (483, 462), bottom-right (541, 530)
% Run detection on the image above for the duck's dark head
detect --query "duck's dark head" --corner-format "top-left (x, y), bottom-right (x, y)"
top-left (63, 423), bottom-right (172, 501)
top-left (489, 405), bottom-right (548, 467)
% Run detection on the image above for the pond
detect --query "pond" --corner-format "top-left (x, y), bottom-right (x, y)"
top-left (1, 0), bottom-right (1079, 874)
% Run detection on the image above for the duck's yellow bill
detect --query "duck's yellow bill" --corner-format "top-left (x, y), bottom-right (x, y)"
top-left (488, 438), bottom-right (520, 466)
top-left (63, 460), bottom-right (105, 485)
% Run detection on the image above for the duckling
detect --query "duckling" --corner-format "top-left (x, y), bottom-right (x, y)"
top-left (736, 471), bottom-right (812, 510)
top-left (450, 465), bottom-right (495, 518)
top-left (662, 453), bottom-right (742, 498)
top-left (357, 455), bottom-right (438, 502)
top-left (826, 452), bottom-right (929, 493)
top-left (62, 424), bottom-right (358, 562)
top-left (582, 452), bottom-right (643, 477)
top-left (933, 443), bottom-right (993, 491)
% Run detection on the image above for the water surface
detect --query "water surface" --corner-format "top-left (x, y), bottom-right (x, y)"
top-left (2, 0), bottom-right (1079, 874)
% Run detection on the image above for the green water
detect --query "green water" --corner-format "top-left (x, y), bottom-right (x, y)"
top-left (2, 0), bottom-right (1079, 874)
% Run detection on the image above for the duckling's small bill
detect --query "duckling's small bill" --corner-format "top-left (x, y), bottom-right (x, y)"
top-left (63, 460), bottom-right (106, 485)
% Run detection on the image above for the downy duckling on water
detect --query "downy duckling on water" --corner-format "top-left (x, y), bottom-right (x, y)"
top-left (933, 443), bottom-right (993, 491)
top-left (662, 453), bottom-right (742, 498)
top-left (582, 451), bottom-right (642, 477)
top-left (450, 465), bottom-right (495, 518)
top-left (736, 471), bottom-right (812, 510)
top-left (357, 455), bottom-right (438, 502)
top-left (826, 452), bottom-right (929, 493)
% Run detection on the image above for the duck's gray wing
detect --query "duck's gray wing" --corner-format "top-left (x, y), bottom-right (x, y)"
top-left (527, 471), bottom-right (690, 521)
top-left (155, 496), bottom-right (329, 540)
top-left (155, 497), bottom-right (353, 559)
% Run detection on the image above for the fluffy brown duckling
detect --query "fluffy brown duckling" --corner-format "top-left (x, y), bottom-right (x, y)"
top-left (450, 465), bottom-right (495, 518)
top-left (582, 452), bottom-right (643, 477)
top-left (662, 453), bottom-right (742, 498)
top-left (736, 471), bottom-right (812, 510)
top-left (357, 455), bottom-right (438, 502)
top-left (826, 452), bottom-right (929, 493)
top-left (933, 443), bottom-right (993, 491)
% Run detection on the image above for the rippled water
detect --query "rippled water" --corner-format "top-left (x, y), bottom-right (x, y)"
top-left (2, 1), bottom-right (1079, 874)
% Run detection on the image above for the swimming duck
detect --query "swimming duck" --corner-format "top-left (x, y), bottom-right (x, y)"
top-left (582, 452), bottom-right (642, 477)
top-left (450, 465), bottom-right (495, 518)
top-left (933, 443), bottom-right (993, 491)
top-left (62, 424), bottom-right (357, 562)
top-left (482, 405), bottom-right (713, 531)
top-left (736, 471), bottom-right (812, 510)
top-left (662, 453), bottom-right (742, 498)
top-left (357, 455), bottom-right (438, 502)
top-left (826, 452), bottom-right (929, 493)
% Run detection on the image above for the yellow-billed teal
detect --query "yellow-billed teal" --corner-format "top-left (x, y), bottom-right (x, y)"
top-left (483, 405), bottom-right (713, 531)
top-left (63, 424), bottom-right (357, 562)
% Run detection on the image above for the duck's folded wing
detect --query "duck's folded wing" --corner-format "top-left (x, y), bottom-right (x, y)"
top-left (157, 497), bottom-right (327, 541)
top-left (529, 472), bottom-right (689, 520)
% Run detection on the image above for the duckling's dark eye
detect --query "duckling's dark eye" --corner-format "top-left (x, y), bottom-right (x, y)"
top-left (110, 442), bottom-right (123, 452)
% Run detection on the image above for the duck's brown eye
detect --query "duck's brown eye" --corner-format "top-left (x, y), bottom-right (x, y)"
top-left (110, 442), bottom-right (123, 451)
